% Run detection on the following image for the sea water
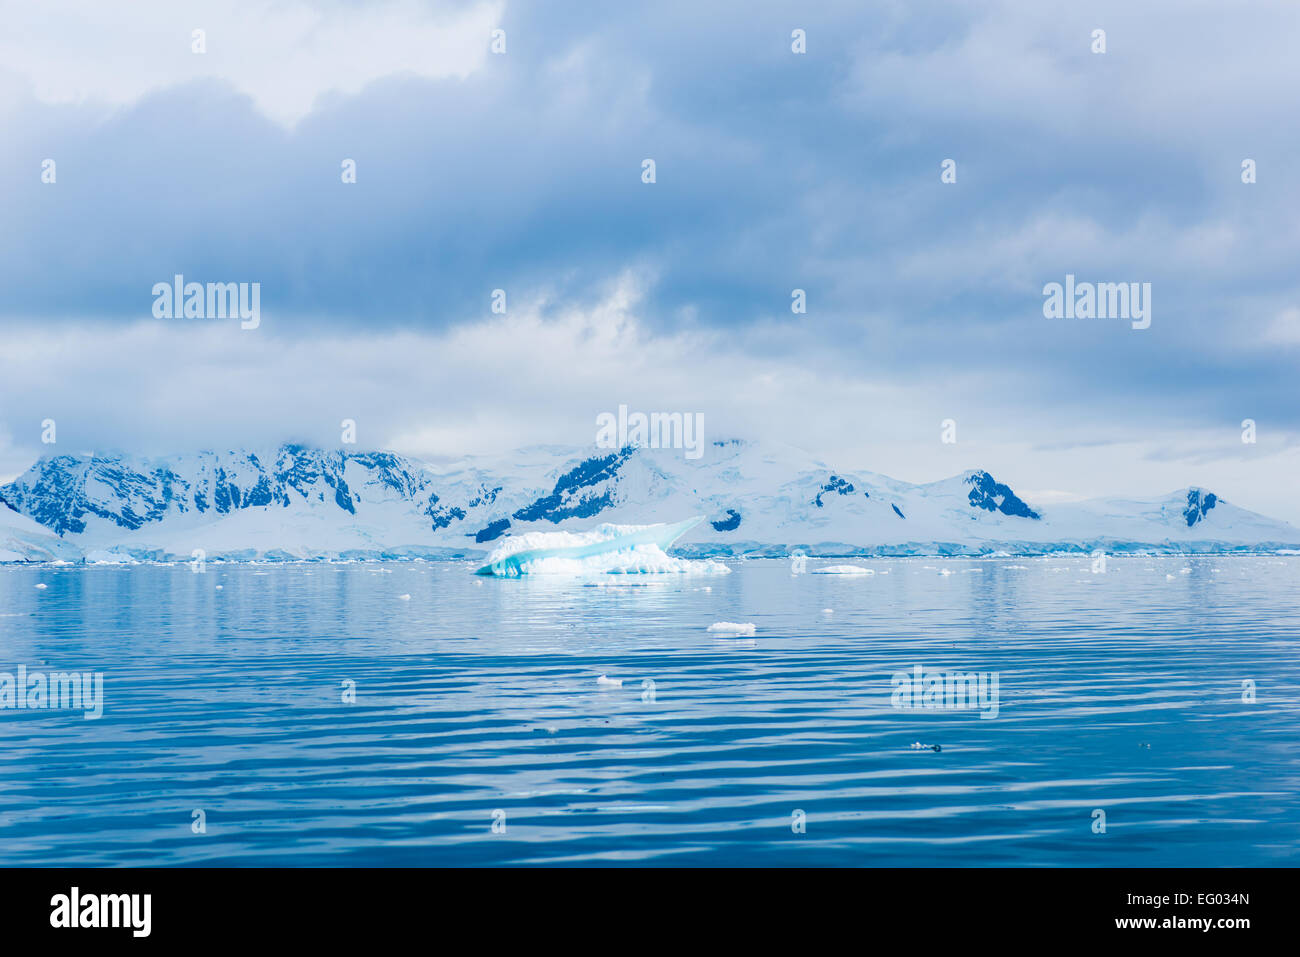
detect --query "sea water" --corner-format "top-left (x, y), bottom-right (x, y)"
top-left (0, 556), bottom-right (1297, 865)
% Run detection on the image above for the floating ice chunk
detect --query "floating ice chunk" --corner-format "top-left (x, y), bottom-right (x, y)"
top-left (215, 585), bottom-right (224, 590)
top-left (821, 608), bottom-right (834, 616)
top-left (1179, 567), bottom-right (1191, 575)
top-left (476, 517), bottom-right (725, 577)
top-left (708, 621), bottom-right (756, 635)
top-left (939, 568), bottom-right (953, 576)
top-left (812, 565), bottom-right (873, 575)
top-left (596, 674), bottom-right (623, 688)
top-left (398, 594), bottom-right (411, 601)
top-left (1166, 573), bottom-right (1176, 580)
top-left (519, 550), bottom-right (729, 576)
top-left (34, 583), bottom-right (47, 590)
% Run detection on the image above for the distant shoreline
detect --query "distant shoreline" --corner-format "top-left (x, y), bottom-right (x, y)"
top-left (4, 548), bottom-right (1300, 568)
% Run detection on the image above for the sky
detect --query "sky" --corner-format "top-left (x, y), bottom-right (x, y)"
top-left (2, 0), bottom-right (1299, 522)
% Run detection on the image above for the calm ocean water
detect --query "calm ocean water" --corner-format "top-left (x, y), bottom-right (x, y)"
top-left (1, 556), bottom-right (1297, 866)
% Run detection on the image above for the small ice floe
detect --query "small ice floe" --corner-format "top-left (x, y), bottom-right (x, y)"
top-left (34, 583), bottom-right (47, 590)
top-left (215, 585), bottom-right (224, 590)
top-left (910, 741), bottom-right (942, 752)
top-left (707, 621), bottom-right (756, 636)
top-left (397, 594), bottom-right (411, 601)
top-left (938, 568), bottom-right (953, 576)
top-left (821, 608), bottom-right (834, 616)
top-left (812, 565), bottom-right (873, 575)
top-left (1179, 567), bottom-right (1191, 575)
top-left (1166, 573), bottom-right (1176, 581)
top-left (596, 674), bottom-right (624, 689)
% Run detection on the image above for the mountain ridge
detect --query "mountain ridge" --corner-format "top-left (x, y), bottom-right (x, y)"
top-left (1, 440), bottom-right (1297, 562)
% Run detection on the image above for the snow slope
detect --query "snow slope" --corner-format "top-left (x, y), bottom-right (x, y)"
top-left (0, 503), bottom-right (82, 563)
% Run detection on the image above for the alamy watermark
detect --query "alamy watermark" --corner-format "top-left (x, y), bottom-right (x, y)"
top-left (50, 887), bottom-right (150, 937)
top-left (596, 404), bottom-right (704, 459)
top-left (152, 274), bottom-right (260, 329)
top-left (1043, 274), bottom-right (1150, 330)
top-left (891, 665), bottom-right (999, 719)
top-left (1, 664), bottom-right (103, 719)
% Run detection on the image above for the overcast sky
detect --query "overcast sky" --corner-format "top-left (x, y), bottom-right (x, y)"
top-left (2, 0), bottom-right (1299, 521)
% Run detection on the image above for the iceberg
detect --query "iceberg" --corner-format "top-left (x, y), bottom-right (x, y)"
top-left (707, 621), bottom-right (757, 635)
top-left (474, 516), bottom-right (721, 577)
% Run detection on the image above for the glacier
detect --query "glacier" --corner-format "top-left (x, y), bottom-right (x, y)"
top-left (1, 439), bottom-right (1298, 563)
top-left (0, 504), bottom-right (81, 563)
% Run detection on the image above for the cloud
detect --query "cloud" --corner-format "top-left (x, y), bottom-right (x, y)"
top-left (2, 0), bottom-right (1299, 522)
top-left (0, 0), bottom-right (502, 126)
top-left (4, 272), bottom-right (1300, 521)
top-left (1265, 307), bottom-right (1300, 345)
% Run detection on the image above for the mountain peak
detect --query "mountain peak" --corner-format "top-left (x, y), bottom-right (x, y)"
top-left (962, 470), bottom-right (1040, 520)
top-left (1183, 488), bottom-right (1219, 527)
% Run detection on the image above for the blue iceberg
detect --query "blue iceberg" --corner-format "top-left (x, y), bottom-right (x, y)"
top-left (474, 516), bottom-right (722, 577)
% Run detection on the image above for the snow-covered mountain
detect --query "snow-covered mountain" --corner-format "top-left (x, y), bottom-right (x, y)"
top-left (1, 440), bottom-right (1296, 562)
